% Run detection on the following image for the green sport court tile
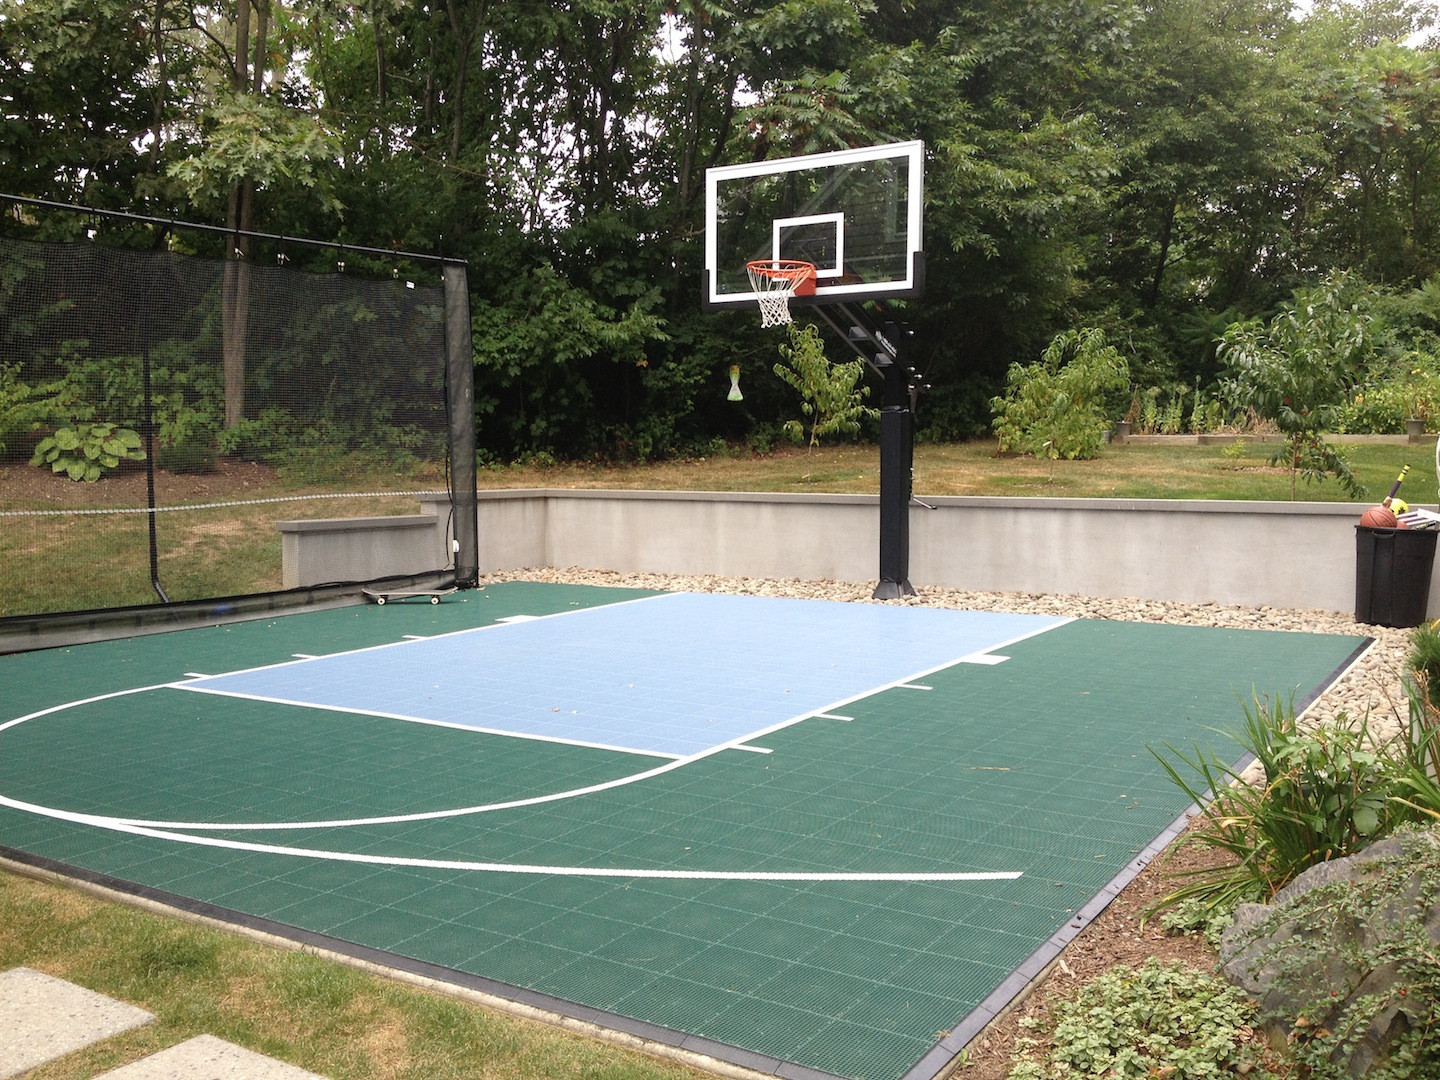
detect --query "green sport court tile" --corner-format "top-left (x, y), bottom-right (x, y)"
top-left (0, 582), bottom-right (1368, 1080)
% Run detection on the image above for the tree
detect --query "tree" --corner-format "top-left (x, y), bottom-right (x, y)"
top-left (0, 0), bottom-right (197, 208)
top-left (158, 3), bottom-right (339, 428)
top-left (773, 322), bottom-right (875, 479)
top-left (5, 0), bottom-right (1440, 463)
top-left (1219, 272), bottom-right (1371, 498)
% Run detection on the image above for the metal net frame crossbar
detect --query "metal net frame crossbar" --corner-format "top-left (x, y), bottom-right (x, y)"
top-left (0, 196), bottom-right (477, 630)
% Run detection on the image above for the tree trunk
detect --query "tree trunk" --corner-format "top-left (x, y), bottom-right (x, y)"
top-left (222, 0), bottom-right (255, 430)
top-left (223, 183), bottom-right (254, 429)
top-left (373, 0), bottom-right (388, 155)
top-left (1146, 197), bottom-right (1177, 310)
top-left (444, 0), bottom-right (476, 163)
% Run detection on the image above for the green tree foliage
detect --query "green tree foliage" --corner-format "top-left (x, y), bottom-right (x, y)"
top-left (471, 264), bottom-right (667, 459)
top-left (166, 96), bottom-right (338, 213)
top-left (2, 0), bottom-right (1438, 459)
top-left (1219, 272), bottom-right (1371, 498)
top-left (991, 328), bottom-right (1130, 461)
top-left (0, 364), bottom-right (67, 456)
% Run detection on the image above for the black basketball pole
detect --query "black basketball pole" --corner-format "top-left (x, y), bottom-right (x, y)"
top-left (815, 305), bottom-right (917, 599)
top-left (875, 357), bottom-right (915, 599)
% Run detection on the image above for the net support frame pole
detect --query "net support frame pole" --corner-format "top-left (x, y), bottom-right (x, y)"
top-left (444, 263), bottom-right (480, 587)
top-left (140, 343), bottom-right (169, 603)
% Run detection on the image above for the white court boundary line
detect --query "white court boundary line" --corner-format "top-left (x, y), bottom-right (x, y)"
top-left (0, 790), bottom-right (1023, 880)
top-left (0, 608), bottom-right (1073, 880)
top-left (177, 591), bottom-right (673, 688)
top-left (172, 685), bottom-right (685, 761)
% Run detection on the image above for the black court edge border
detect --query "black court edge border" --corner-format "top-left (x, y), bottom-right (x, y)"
top-left (0, 572), bottom-right (458, 656)
top-left (901, 631), bottom-right (1376, 1080)
top-left (0, 844), bottom-right (835, 1080)
top-left (0, 633), bottom-right (1376, 1080)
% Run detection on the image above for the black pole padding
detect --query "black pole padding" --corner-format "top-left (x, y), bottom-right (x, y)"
top-left (874, 359), bottom-right (915, 599)
top-left (443, 264), bottom-right (480, 588)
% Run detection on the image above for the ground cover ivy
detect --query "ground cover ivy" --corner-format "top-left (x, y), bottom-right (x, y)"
top-left (1004, 959), bottom-right (1278, 1079)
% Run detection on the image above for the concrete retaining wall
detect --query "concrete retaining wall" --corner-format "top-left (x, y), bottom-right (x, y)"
top-left (277, 511), bottom-right (450, 588)
top-left (279, 490), bottom-right (1436, 616)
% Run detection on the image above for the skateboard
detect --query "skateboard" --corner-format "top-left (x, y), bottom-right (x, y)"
top-left (362, 586), bottom-right (457, 605)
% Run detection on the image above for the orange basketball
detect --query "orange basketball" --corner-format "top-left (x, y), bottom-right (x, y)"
top-left (1360, 505), bottom-right (1398, 528)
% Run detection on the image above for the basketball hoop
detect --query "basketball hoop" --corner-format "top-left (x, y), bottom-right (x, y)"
top-left (745, 259), bottom-right (817, 328)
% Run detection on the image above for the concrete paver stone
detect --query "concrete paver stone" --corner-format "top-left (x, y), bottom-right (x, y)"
top-left (0, 966), bottom-right (155, 1078)
top-left (94, 1034), bottom-right (327, 1079)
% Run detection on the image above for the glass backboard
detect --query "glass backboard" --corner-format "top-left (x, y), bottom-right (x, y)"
top-left (703, 140), bottom-right (924, 310)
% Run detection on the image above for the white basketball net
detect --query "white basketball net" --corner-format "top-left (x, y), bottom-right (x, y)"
top-left (746, 261), bottom-right (815, 329)
top-left (755, 291), bottom-right (794, 328)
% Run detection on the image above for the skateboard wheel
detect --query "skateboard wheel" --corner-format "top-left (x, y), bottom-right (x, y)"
top-left (375, 596), bottom-right (386, 605)
top-left (430, 595), bottom-right (440, 604)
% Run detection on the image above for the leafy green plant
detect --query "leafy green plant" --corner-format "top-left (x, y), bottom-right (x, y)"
top-left (1189, 379), bottom-right (1226, 435)
top-left (1156, 896), bottom-right (1237, 949)
top-left (1408, 621), bottom-right (1440, 712)
top-left (1219, 271), bottom-right (1370, 499)
top-left (0, 362), bottom-right (69, 459)
top-left (1138, 386), bottom-right (1162, 433)
top-left (28, 421), bottom-right (146, 481)
top-left (1339, 350), bottom-right (1440, 434)
top-left (1004, 959), bottom-right (1278, 1079)
top-left (1220, 438), bottom-right (1250, 461)
top-left (992, 327), bottom-right (1130, 461)
top-left (1148, 695), bottom-right (1414, 920)
top-left (1400, 355), bottom-right (1440, 423)
top-left (1160, 388), bottom-right (1187, 434)
top-left (772, 322), bottom-right (876, 479)
top-left (1390, 635), bottom-right (1440, 823)
top-left (156, 403), bottom-right (219, 475)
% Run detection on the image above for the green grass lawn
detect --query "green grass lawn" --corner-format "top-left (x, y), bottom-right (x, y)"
top-left (479, 439), bottom-right (1434, 503)
top-left (2, 439), bottom-right (1434, 618)
top-left (0, 868), bottom-right (706, 1080)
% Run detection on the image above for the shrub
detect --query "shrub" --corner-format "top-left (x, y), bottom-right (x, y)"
top-left (1393, 632), bottom-right (1440, 823)
top-left (772, 322), bottom-right (876, 480)
top-left (992, 327), bottom-right (1129, 460)
top-left (0, 362), bottom-right (69, 460)
top-left (1339, 351), bottom-right (1440, 434)
top-left (156, 404), bottom-right (219, 475)
top-left (1407, 620), bottom-right (1440, 713)
top-left (1223, 826), bottom-right (1440, 1080)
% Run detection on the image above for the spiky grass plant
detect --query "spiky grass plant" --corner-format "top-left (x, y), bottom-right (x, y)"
top-left (1148, 694), bottom-right (1412, 921)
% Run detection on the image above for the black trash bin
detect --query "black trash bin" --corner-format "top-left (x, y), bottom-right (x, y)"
top-left (1356, 525), bottom-right (1438, 627)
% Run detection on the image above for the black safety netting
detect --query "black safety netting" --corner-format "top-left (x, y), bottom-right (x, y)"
top-left (1, 230), bottom-right (474, 624)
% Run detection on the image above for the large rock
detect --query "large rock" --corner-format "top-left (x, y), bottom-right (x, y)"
top-left (1218, 827), bottom-right (1440, 1076)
